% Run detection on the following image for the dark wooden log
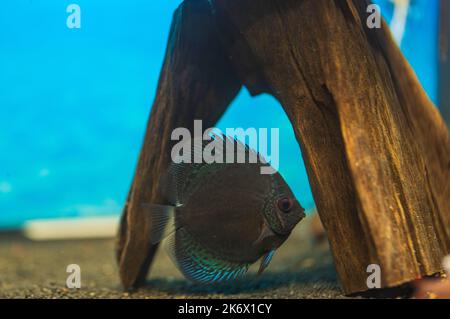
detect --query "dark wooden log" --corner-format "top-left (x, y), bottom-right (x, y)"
top-left (115, 1), bottom-right (242, 288)
top-left (116, 0), bottom-right (450, 295)
top-left (441, 0), bottom-right (450, 127)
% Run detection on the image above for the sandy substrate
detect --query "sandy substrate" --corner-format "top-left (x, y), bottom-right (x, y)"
top-left (0, 216), bottom-right (345, 299)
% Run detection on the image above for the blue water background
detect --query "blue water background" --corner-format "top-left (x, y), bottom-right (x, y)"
top-left (0, 0), bottom-right (440, 228)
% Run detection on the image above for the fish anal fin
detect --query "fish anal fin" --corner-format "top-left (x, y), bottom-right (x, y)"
top-left (165, 229), bottom-right (250, 284)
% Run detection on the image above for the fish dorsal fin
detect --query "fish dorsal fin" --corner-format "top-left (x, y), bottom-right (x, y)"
top-left (167, 135), bottom-right (224, 205)
top-left (258, 250), bottom-right (275, 275)
top-left (167, 134), bottom-right (266, 205)
top-left (165, 228), bottom-right (250, 284)
top-left (141, 203), bottom-right (178, 245)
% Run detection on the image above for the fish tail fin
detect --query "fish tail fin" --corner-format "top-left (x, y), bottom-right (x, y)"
top-left (160, 169), bottom-right (181, 206)
top-left (141, 203), bottom-right (177, 245)
top-left (165, 228), bottom-right (250, 284)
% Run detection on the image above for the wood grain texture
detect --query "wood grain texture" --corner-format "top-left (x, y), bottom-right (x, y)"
top-left (116, 0), bottom-right (450, 294)
top-left (441, 0), bottom-right (450, 126)
top-left (115, 0), bottom-right (242, 289)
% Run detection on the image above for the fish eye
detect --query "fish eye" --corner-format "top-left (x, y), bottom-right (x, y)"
top-left (277, 197), bottom-right (293, 213)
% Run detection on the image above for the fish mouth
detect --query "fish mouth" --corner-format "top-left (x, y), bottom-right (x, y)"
top-left (299, 208), bottom-right (307, 221)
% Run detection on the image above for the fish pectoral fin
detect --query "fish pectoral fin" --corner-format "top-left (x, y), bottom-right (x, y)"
top-left (141, 203), bottom-right (177, 244)
top-left (165, 229), bottom-right (250, 284)
top-left (258, 250), bottom-right (275, 275)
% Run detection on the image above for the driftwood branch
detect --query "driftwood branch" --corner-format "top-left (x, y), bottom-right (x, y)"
top-left (115, 1), bottom-right (242, 288)
top-left (116, 0), bottom-right (450, 295)
top-left (441, 0), bottom-right (450, 126)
